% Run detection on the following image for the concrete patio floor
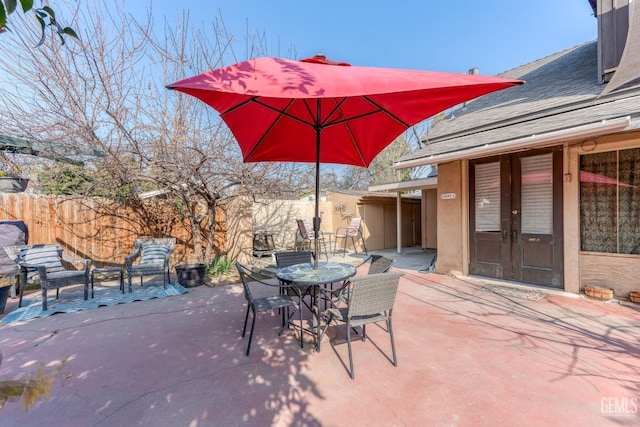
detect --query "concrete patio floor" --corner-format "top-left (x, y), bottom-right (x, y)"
top-left (1, 260), bottom-right (639, 426)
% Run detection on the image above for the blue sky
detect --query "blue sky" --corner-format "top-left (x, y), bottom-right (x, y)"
top-left (131, 0), bottom-right (596, 76)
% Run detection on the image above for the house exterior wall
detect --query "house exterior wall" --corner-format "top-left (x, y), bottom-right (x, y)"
top-left (326, 192), bottom-right (360, 235)
top-left (435, 161), bottom-right (466, 275)
top-left (423, 188), bottom-right (438, 249)
top-left (251, 199), bottom-right (333, 251)
top-left (327, 191), bottom-right (422, 251)
top-left (569, 129), bottom-right (640, 298)
top-left (429, 129), bottom-right (640, 298)
top-left (227, 196), bottom-right (253, 264)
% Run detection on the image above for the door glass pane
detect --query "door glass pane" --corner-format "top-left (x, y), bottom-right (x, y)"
top-left (521, 154), bottom-right (553, 234)
top-left (475, 162), bottom-right (500, 232)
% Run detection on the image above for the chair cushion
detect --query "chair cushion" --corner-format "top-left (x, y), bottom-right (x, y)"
top-left (20, 246), bottom-right (65, 273)
top-left (140, 245), bottom-right (170, 265)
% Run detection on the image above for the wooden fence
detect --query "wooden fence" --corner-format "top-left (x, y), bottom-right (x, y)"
top-left (0, 193), bottom-right (226, 267)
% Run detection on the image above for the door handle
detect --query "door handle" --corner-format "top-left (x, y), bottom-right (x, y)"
top-left (502, 229), bottom-right (508, 242)
top-left (512, 229), bottom-right (518, 243)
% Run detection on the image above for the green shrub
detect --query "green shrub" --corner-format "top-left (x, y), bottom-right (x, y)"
top-left (206, 256), bottom-right (233, 276)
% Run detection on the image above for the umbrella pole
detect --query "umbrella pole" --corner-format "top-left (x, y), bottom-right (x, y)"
top-left (313, 127), bottom-right (321, 270)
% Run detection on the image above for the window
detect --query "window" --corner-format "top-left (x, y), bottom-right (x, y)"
top-left (580, 148), bottom-right (640, 254)
top-left (475, 162), bottom-right (500, 232)
top-left (521, 154), bottom-right (553, 234)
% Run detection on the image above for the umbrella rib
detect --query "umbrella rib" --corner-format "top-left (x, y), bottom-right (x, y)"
top-left (317, 98), bottom-right (348, 128)
top-left (361, 96), bottom-right (411, 127)
top-left (243, 99), bottom-right (299, 161)
top-left (222, 97), bottom-right (317, 128)
top-left (321, 96), bottom-right (410, 128)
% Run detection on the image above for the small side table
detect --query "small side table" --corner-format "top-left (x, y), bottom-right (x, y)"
top-left (90, 267), bottom-right (125, 298)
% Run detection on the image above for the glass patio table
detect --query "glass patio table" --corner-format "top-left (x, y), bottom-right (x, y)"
top-left (277, 262), bottom-right (356, 351)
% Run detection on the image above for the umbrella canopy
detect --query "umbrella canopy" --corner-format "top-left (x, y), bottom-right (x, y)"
top-left (167, 55), bottom-right (524, 267)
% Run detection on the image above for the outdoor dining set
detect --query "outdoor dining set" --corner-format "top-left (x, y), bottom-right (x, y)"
top-left (237, 250), bottom-right (402, 379)
top-left (1, 214), bottom-right (400, 378)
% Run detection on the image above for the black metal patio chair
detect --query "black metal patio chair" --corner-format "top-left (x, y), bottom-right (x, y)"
top-left (236, 262), bottom-right (303, 356)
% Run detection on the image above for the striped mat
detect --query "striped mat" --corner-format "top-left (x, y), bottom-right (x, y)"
top-left (1, 281), bottom-right (188, 323)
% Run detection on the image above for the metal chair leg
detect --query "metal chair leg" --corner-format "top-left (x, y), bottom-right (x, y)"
top-left (242, 306), bottom-right (250, 337)
top-left (42, 288), bottom-right (48, 311)
top-left (246, 313), bottom-right (257, 356)
top-left (347, 322), bottom-right (355, 379)
top-left (389, 318), bottom-right (397, 366)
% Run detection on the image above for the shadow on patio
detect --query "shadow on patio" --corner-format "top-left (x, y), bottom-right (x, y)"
top-left (0, 269), bottom-right (639, 426)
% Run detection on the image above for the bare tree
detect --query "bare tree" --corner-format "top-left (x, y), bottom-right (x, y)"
top-left (0, 2), bottom-right (313, 262)
top-left (340, 135), bottom-right (413, 190)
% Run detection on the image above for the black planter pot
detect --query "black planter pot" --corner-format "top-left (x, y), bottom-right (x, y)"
top-left (0, 177), bottom-right (29, 193)
top-left (0, 285), bottom-right (10, 314)
top-left (175, 263), bottom-right (207, 288)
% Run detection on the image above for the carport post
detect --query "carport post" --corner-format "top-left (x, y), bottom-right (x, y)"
top-left (397, 192), bottom-right (402, 254)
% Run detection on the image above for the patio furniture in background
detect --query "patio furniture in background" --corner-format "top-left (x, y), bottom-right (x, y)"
top-left (90, 266), bottom-right (125, 297)
top-left (4, 244), bottom-right (92, 311)
top-left (318, 272), bottom-right (403, 379)
top-left (125, 238), bottom-right (175, 290)
top-left (334, 217), bottom-right (368, 257)
top-left (296, 219), bottom-right (328, 261)
top-left (236, 262), bottom-right (303, 356)
top-left (0, 220), bottom-right (28, 300)
top-left (253, 230), bottom-right (277, 258)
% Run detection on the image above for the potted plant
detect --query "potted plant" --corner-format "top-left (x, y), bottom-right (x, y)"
top-left (584, 285), bottom-right (614, 300)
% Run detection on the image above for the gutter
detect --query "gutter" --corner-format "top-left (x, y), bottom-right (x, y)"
top-left (393, 116), bottom-right (633, 170)
top-left (368, 176), bottom-right (438, 193)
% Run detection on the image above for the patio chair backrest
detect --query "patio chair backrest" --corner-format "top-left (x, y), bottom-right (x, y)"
top-left (296, 219), bottom-right (313, 239)
top-left (368, 255), bottom-right (394, 274)
top-left (275, 251), bottom-right (313, 269)
top-left (236, 262), bottom-right (254, 304)
top-left (347, 272), bottom-right (402, 318)
top-left (236, 262), bottom-right (274, 305)
top-left (19, 244), bottom-right (65, 273)
top-left (0, 221), bottom-right (28, 275)
top-left (346, 218), bottom-right (362, 237)
top-left (135, 238), bottom-right (176, 264)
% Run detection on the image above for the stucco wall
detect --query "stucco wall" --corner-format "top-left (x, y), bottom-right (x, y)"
top-left (252, 199), bottom-right (333, 250)
top-left (226, 196), bottom-right (254, 264)
top-left (423, 188), bottom-right (438, 249)
top-left (435, 161), bottom-right (465, 275)
top-left (327, 191), bottom-right (422, 251)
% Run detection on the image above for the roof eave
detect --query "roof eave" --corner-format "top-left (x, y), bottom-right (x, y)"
top-left (394, 116), bottom-right (633, 170)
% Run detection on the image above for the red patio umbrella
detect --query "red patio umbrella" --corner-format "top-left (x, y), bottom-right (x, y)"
top-left (167, 54), bottom-right (524, 267)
